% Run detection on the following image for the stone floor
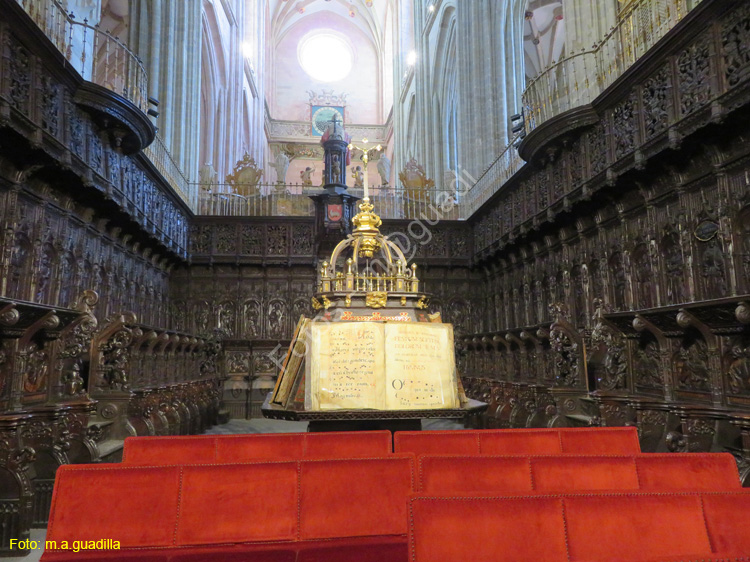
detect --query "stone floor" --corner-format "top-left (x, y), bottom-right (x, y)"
top-left (9, 416), bottom-right (464, 560)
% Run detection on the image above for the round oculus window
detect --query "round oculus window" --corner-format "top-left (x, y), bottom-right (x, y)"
top-left (298, 33), bottom-right (354, 83)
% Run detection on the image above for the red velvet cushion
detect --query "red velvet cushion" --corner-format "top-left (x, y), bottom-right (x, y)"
top-left (40, 554), bottom-right (168, 561)
top-left (299, 457), bottom-right (414, 540)
top-left (296, 536), bottom-right (408, 562)
top-left (636, 454), bottom-right (741, 491)
top-left (214, 434), bottom-right (305, 463)
top-left (123, 436), bottom-right (216, 465)
top-left (702, 493), bottom-right (750, 553)
top-left (175, 463), bottom-right (299, 545)
top-left (409, 496), bottom-right (569, 562)
top-left (393, 431), bottom-right (479, 456)
top-left (47, 465), bottom-right (181, 548)
top-left (479, 431), bottom-right (562, 454)
top-left (531, 456), bottom-right (639, 491)
top-left (559, 427), bottom-right (641, 454)
top-left (303, 431), bottom-right (392, 458)
top-left (564, 494), bottom-right (712, 561)
top-left (418, 456), bottom-right (533, 494)
top-left (169, 545), bottom-right (297, 561)
top-left (640, 553), bottom-right (750, 562)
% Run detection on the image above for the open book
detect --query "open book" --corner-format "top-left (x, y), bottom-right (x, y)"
top-left (305, 322), bottom-right (460, 411)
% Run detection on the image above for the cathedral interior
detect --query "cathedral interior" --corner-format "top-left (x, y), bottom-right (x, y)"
top-left (2, 0), bottom-right (750, 559)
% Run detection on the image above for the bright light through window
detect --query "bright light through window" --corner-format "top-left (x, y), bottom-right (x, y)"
top-left (298, 33), bottom-right (353, 83)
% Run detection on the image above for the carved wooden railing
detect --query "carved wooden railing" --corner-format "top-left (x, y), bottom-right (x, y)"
top-left (459, 296), bottom-right (750, 486)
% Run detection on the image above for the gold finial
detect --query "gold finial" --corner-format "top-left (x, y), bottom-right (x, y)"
top-left (352, 197), bottom-right (382, 258)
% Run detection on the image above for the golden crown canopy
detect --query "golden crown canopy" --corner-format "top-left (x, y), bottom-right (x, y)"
top-left (317, 198), bottom-right (420, 296)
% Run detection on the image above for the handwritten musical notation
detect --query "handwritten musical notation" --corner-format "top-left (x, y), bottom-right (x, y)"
top-left (307, 322), bottom-right (459, 411)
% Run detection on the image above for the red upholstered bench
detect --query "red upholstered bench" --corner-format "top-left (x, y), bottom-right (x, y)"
top-left (409, 491), bottom-right (750, 562)
top-left (41, 455), bottom-right (414, 562)
top-left (121, 430), bottom-right (392, 465)
top-left (394, 426), bottom-right (641, 456)
top-left (417, 453), bottom-right (741, 494)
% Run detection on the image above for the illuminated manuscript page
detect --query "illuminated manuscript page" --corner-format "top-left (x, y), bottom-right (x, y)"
top-left (384, 323), bottom-right (460, 410)
top-left (308, 322), bottom-right (385, 410)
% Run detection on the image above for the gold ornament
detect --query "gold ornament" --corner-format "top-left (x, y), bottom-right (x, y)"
top-left (365, 292), bottom-right (388, 309)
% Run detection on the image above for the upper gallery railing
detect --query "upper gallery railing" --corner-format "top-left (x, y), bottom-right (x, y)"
top-left (15, 0), bottom-right (148, 112)
top-left (196, 184), bottom-right (469, 221)
top-left (143, 134), bottom-right (196, 209)
top-left (522, 0), bottom-right (704, 132)
top-left (463, 139), bottom-right (525, 217)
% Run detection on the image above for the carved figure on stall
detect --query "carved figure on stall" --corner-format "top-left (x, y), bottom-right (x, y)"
top-left (701, 238), bottom-right (727, 297)
top-left (23, 348), bottom-right (49, 393)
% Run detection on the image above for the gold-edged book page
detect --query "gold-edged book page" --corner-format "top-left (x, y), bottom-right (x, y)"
top-left (271, 316), bottom-right (308, 405)
top-left (308, 322), bottom-right (385, 410)
top-left (384, 323), bottom-right (460, 410)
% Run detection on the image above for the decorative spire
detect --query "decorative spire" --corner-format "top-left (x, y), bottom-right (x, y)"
top-left (352, 198), bottom-right (382, 258)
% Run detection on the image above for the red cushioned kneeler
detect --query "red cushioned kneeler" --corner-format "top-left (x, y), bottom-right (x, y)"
top-left (701, 494), bottom-right (750, 553)
top-left (479, 430), bottom-right (562, 454)
top-left (299, 457), bottom-right (414, 540)
top-left (123, 430), bottom-right (393, 466)
top-left (394, 430), bottom-right (479, 456)
top-left (44, 457), bottom-right (415, 562)
top-left (123, 436), bottom-right (217, 465)
top-left (559, 427), bottom-right (641, 454)
top-left (175, 463), bottom-right (299, 545)
top-left (635, 454), bottom-right (741, 491)
top-left (418, 456), bottom-right (533, 494)
top-left (214, 434), bottom-right (305, 463)
top-left (563, 494), bottom-right (712, 561)
top-left (409, 496), bottom-right (569, 562)
top-left (395, 427), bottom-right (642, 457)
top-left (40, 555), bottom-right (168, 561)
top-left (295, 536), bottom-right (408, 562)
top-left (531, 456), bottom-right (640, 491)
top-left (409, 492), bottom-right (750, 562)
top-left (46, 465), bottom-right (181, 547)
top-left (303, 431), bottom-right (391, 458)
top-left (169, 545), bottom-right (297, 561)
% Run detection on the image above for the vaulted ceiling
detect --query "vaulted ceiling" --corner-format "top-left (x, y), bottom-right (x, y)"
top-left (267, 0), bottom-right (391, 51)
top-left (523, 0), bottom-right (565, 79)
